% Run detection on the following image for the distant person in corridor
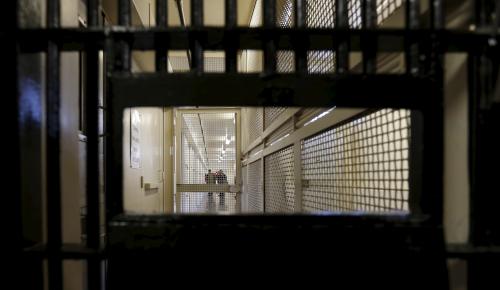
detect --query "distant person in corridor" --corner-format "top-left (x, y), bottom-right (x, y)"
top-left (216, 170), bottom-right (228, 204)
top-left (205, 169), bottom-right (216, 197)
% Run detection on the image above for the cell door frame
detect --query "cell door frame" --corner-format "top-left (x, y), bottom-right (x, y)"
top-left (174, 108), bottom-right (242, 208)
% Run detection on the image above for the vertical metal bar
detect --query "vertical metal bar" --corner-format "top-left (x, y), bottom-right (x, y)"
top-left (420, 94), bottom-right (444, 224)
top-left (295, 0), bottom-right (307, 74)
top-left (336, 0), bottom-right (349, 73)
top-left (497, 0), bottom-right (500, 28)
top-left (106, 1), bottom-right (126, 221)
top-left (467, 50), bottom-right (500, 290)
top-left (118, 0), bottom-right (131, 71)
top-left (293, 142), bottom-right (303, 212)
top-left (362, 0), bottom-right (377, 74)
top-left (264, 0), bottom-right (277, 74)
top-left (87, 0), bottom-right (100, 26)
top-left (429, 0), bottom-right (444, 29)
top-left (474, 0), bottom-right (490, 27)
top-left (4, 0), bottom-right (22, 287)
top-left (156, 0), bottom-right (168, 72)
top-left (409, 110), bottom-right (423, 214)
top-left (405, 0), bottom-right (420, 75)
top-left (225, 0), bottom-right (237, 27)
top-left (225, 0), bottom-right (237, 73)
top-left (86, 1), bottom-right (102, 290)
top-left (191, 0), bottom-right (203, 73)
top-left (47, 0), bottom-right (62, 289)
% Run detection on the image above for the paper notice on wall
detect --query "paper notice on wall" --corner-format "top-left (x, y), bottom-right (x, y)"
top-left (130, 109), bottom-right (141, 169)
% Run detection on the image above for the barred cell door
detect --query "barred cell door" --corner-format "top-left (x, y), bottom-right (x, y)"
top-left (175, 109), bottom-right (241, 214)
top-left (10, 0), bottom-right (500, 290)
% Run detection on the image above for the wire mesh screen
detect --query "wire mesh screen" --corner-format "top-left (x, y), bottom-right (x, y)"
top-left (247, 159), bottom-right (264, 212)
top-left (265, 118), bottom-right (294, 146)
top-left (169, 55), bottom-right (190, 72)
top-left (264, 146), bottom-right (295, 213)
top-left (273, 0), bottom-right (403, 74)
top-left (305, 0), bottom-right (336, 28)
top-left (377, 0), bottom-right (403, 24)
top-left (181, 113), bottom-right (236, 186)
top-left (178, 192), bottom-right (240, 214)
top-left (247, 108), bottom-right (263, 145)
top-left (204, 56), bottom-right (225, 73)
top-left (169, 55), bottom-right (225, 73)
top-left (301, 109), bottom-right (411, 213)
top-left (348, 0), bottom-right (362, 28)
top-left (264, 107), bottom-right (287, 129)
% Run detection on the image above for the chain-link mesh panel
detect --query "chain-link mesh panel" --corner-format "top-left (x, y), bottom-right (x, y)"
top-left (247, 108), bottom-right (263, 145)
top-left (277, 51), bottom-right (295, 73)
top-left (247, 159), bottom-right (264, 212)
top-left (204, 56), bottom-right (225, 73)
top-left (308, 51), bottom-right (336, 73)
top-left (264, 146), bottom-right (295, 213)
top-left (265, 118), bottom-right (294, 146)
top-left (273, 0), bottom-right (403, 74)
top-left (169, 55), bottom-right (225, 72)
top-left (377, 0), bottom-right (403, 24)
top-left (348, 0), bottom-right (362, 28)
top-left (306, 0), bottom-right (336, 28)
top-left (181, 113), bottom-right (236, 187)
top-left (301, 109), bottom-right (411, 213)
top-left (264, 107), bottom-right (287, 129)
top-left (178, 192), bottom-right (240, 214)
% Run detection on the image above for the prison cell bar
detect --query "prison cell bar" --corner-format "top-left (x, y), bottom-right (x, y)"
top-left (362, 0), bottom-right (377, 74)
top-left (294, 0), bottom-right (307, 74)
top-left (11, 0), bottom-right (500, 289)
top-left (85, 0), bottom-right (103, 289)
top-left (225, 0), bottom-right (237, 73)
top-left (336, 0), bottom-right (349, 73)
top-left (46, 0), bottom-right (63, 289)
top-left (155, 0), bottom-right (168, 72)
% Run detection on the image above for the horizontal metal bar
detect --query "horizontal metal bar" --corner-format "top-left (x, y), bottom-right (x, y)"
top-left (23, 243), bottom-right (106, 260)
top-left (12, 28), bottom-right (500, 53)
top-left (176, 184), bottom-right (239, 193)
top-left (23, 236), bottom-right (500, 261)
top-left (109, 73), bottom-right (435, 109)
top-left (446, 244), bottom-right (500, 259)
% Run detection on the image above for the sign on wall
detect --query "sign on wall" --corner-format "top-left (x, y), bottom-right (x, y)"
top-left (130, 109), bottom-right (141, 169)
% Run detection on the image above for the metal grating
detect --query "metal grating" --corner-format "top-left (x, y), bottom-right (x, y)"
top-left (265, 118), bottom-right (294, 146)
top-left (277, 51), bottom-right (295, 73)
top-left (247, 108), bottom-right (263, 145)
top-left (264, 146), bottom-right (295, 213)
top-left (306, 0), bottom-right (336, 28)
top-left (264, 107), bottom-right (287, 129)
top-left (301, 109), bottom-right (411, 213)
top-left (169, 55), bottom-right (190, 72)
top-left (181, 113), bottom-right (236, 187)
top-left (178, 192), bottom-right (240, 214)
top-left (247, 159), bottom-right (264, 212)
top-left (376, 0), bottom-right (403, 24)
top-left (204, 56), bottom-right (225, 73)
top-left (273, 0), bottom-right (404, 74)
top-left (308, 51), bottom-right (336, 73)
top-left (169, 55), bottom-right (225, 73)
top-left (348, 0), bottom-right (362, 28)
